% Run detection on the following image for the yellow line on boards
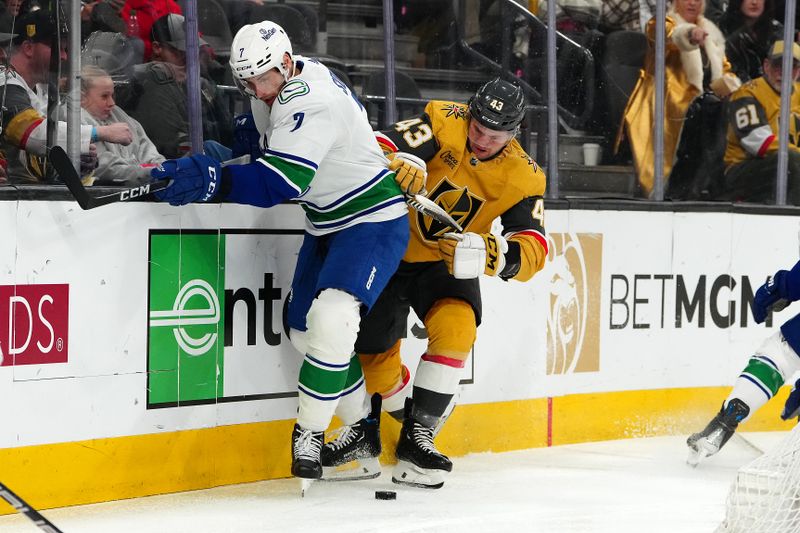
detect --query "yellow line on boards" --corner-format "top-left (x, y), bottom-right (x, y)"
top-left (0, 386), bottom-right (792, 513)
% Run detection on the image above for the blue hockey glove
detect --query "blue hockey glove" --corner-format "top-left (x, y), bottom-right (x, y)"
top-left (231, 112), bottom-right (263, 161)
top-left (781, 378), bottom-right (800, 420)
top-left (151, 154), bottom-right (221, 206)
top-left (751, 272), bottom-right (791, 324)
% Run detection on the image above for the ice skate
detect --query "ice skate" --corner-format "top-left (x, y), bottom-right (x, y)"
top-left (392, 416), bottom-right (452, 489)
top-left (687, 398), bottom-right (750, 467)
top-left (291, 423), bottom-right (323, 496)
top-left (321, 394), bottom-right (382, 481)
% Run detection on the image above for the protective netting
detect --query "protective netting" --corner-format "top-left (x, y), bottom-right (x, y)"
top-left (716, 425), bottom-right (800, 533)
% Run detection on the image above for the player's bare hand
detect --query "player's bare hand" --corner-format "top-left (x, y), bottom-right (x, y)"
top-left (98, 123), bottom-right (133, 146)
top-left (388, 152), bottom-right (427, 196)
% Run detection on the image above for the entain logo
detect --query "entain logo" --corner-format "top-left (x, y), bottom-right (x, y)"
top-left (148, 232), bottom-right (226, 406)
top-left (149, 279), bottom-right (220, 356)
top-left (543, 233), bottom-right (602, 375)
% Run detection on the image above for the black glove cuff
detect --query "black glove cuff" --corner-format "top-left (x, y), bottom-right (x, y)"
top-left (499, 239), bottom-right (521, 280)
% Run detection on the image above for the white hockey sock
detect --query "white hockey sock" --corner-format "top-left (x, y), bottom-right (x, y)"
top-left (412, 355), bottom-right (465, 425)
top-left (728, 355), bottom-right (785, 423)
top-left (727, 332), bottom-right (800, 423)
top-left (334, 354), bottom-right (370, 425)
top-left (382, 364), bottom-right (412, 418)
top-left (296, 289), bottom-right (362, 431)
top-left (297, 353), bottom-right (350, 431)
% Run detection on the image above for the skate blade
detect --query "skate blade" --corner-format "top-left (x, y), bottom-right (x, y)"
top-left (299, 477), bottom-right (315, 497)
top-left (321, 457), bottom-right (381, 482)
top-left (391, 460), bottom-right (446, 489)
top-left (686, 439), bottom-right (718, 468)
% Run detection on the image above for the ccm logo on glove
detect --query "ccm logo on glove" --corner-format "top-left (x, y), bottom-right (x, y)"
top-left (438, 232), bottom-right (508, 279)
top-left (151, 154), bottom-right (222, 206)
top-left (202, 166), bottom-right (217, 202)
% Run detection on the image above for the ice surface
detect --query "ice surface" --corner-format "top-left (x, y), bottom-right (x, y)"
top-left (0, 433), bottom-right (787, 533)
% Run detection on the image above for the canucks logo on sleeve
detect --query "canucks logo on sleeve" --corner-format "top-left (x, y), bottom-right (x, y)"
top-left (279, 79), bottom-right (310, 105)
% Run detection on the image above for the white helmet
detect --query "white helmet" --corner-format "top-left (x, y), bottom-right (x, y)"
top-left (229, 21), bottom-right (293, 96)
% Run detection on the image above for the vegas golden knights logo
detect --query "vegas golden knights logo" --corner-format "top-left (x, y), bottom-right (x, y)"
top-left (545, 233), bottom-right (602, 375)
top-left (417, 178), bottom-right (483, 241)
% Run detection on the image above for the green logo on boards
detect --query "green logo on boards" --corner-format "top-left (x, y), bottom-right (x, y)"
top-left (147, 232), bottom-right (226, 407)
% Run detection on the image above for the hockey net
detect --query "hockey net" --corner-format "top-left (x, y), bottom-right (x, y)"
top-left (716, 424), bottom-right (800, 533)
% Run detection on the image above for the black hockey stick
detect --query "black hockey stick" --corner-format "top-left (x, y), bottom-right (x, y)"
top-left (49, 145), bottom-right (168, 210)
top-left (0, 481), bottom-right (63, 533)
top-left (52, 145), bottom-right (463, 227)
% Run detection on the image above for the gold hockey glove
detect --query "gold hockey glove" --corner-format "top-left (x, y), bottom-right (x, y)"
top-left (388, 152), bottom-right (427, 196)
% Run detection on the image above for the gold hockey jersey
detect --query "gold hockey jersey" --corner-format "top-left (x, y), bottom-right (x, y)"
top-left (376, 100), bottom-right (548, 281)
top-left (724, 77), bottom-right (800, 171)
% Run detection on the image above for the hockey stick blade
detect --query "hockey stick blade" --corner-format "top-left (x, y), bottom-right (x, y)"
top-left (407, 194), bottom-right (463, 232)
top-left (0, 481), bottom-right (63, 533)
top-left (49, 146), bottom-right (168, 210)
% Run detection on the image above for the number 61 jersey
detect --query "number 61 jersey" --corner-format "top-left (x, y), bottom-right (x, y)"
top-left (724, 76), bottom-right (800, 171)
top-left (376, 100), bottom-right (548, 282)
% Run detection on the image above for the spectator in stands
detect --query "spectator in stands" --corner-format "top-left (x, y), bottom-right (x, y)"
top-left (82, 31), bottom-right (141, 110)
top-left (615, 0), bottom-right (741, 197)
top-left (600, 0), bottom-right (656, 32)
top-left (80, 1), bottom-right (126, 43)
top-left (719, 0), bottom-right (782, 83)
top-left (0, 10), bottom-right (132, 183)
top-left (124, 13), bottom-right (232, 159)
top-left (537, 0), bottom-right (601, 32)
top-left (120, 0), bottom-right (181, 60)
top-left (0, 25), bottom-right (13, 183)
top-left (704, 0), bottom-right (727, 24)
top-left (719, 40), bottom-right (800, 204)
top-left (5, 0), bottom-right (21, 16)
top-left (81, 65), bottom-right (164, 185)
top-left (0, 11), bottom-right (15, 62)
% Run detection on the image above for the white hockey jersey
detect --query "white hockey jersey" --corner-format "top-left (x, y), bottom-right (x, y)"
top-left (246, 57), bottom-right (407, 235)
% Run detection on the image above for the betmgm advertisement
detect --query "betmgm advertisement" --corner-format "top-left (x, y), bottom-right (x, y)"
top-left (146, 229), bottom-right (303, 408)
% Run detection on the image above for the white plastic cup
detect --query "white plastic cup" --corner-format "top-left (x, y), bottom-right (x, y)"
top-left (582, 143), bottom-right (601, 166)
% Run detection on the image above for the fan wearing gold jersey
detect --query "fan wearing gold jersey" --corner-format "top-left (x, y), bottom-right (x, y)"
top-left (320, 78), bottom-right (548, 488)
top-left (721, 40), bottom-right (800, 204)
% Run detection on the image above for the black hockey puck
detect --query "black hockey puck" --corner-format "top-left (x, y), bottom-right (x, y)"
top-left (375, 490), bottom-right (397, 500)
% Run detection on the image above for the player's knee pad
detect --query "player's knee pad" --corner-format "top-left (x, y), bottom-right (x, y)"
top-left (360, 340), bottom-right (404, 396)
top-left (424, 297), bottom-right (477, 361)
top-left (305, 288), bottom-right (361, 364)
top-left (755, 331), bottom-right (800, 381)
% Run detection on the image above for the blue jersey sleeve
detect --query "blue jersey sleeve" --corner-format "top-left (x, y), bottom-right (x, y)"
top-left (222, 160), bottom-right (305, 208)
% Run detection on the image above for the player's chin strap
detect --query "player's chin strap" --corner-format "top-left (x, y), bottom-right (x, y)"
top-left (282, 57), bottom-right (297, 82)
